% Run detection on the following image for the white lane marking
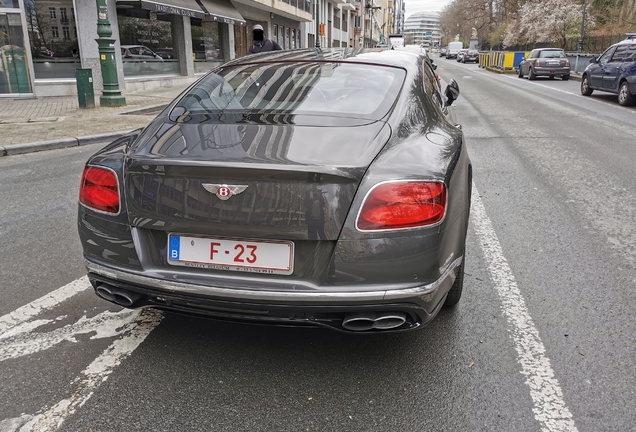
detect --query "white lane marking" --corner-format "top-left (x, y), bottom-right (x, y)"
top-left (16, 309), bottom-right (163, 432)
top-left (0, 276), bottom-right (90, 335)
top-left (471, 183), bottom-right (578, 432)
top-left (0, 309), bottom-right (141, 361)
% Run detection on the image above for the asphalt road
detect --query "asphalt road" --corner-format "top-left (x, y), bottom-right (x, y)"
top-left (1, 59), bottom-right (635, 431)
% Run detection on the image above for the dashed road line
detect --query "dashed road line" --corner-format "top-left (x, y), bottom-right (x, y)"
top-left (471, 182), bottom-right (578, 432)
top-left (18, 309), bottom-right (163, 432)
top-left (0, 277), bottom-right (90, 335)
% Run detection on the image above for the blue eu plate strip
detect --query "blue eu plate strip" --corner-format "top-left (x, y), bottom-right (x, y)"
top-left (169, 235), bottom-right (180, 261)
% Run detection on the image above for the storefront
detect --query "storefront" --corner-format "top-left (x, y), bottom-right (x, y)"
top-left (2, 0), bottom-right (312, 97)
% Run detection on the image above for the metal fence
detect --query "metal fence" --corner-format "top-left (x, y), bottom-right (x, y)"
top-left (492, 34), bottom-right (626, 55)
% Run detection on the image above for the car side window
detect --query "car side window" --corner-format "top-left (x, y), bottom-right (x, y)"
top-left (610, 45), bottom-right (628, 62)
top-left (598, 46), bottom-right (616, 64)
top-left (625, 45), bottom-right (636, 62)
top-left (529, 50), bottom-right (538, 59)
top-left (422, 60), bottom-right (443, 109)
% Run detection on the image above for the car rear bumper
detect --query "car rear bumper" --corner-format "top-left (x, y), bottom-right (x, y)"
top-left (84, 255), bottom-right (463, 333)
top-left (534, 67), bottom-right (570, 76)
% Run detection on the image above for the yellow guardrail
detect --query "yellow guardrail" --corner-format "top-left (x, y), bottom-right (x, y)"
top-left (479, 51), bottom-right (531, 71)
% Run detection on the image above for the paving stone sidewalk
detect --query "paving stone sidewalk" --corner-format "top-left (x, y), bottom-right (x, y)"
top-left (0, 83), bottom-right (192, 151)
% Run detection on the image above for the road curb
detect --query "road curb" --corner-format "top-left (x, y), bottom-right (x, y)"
top-left (1, 131), bottom-right (134, 158)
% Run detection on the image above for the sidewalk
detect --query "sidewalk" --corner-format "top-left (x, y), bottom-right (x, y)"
top-left (0, 82), bottom-right (193, 157)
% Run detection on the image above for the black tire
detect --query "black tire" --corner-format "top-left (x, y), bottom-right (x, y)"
top-left (518, 67), bottom-right (524, 78)
top-left (618, 81), bottom-right (635, 106)
top-left (443, 257), bottom-right (465, 307)
top-left (562, 74), bottom-right (570, 81)
top-left (581, 75), bottom-right (593, 96)
top-left (528, 67), bottom-right (536, 80)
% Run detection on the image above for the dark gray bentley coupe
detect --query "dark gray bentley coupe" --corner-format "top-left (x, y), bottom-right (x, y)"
top-left (78, 48), bottom-right (471, 333)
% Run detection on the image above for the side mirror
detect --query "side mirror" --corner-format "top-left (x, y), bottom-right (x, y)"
top-left (432, 63), bottom-right (438, 70)
top-left (444, 79), bottom-right (460, 106)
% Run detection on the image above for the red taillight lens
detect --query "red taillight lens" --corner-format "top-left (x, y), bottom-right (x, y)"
top-left (357, 181), bottom-right (446, 231)
top-left (79, 166), bottom-right (120, 213)
top-left (535, 60), bottom-right (540, 67)
top-left (565, 60), bottom-right (570, 67)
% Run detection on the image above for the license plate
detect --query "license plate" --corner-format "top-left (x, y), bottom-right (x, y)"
top-left (168, 235), bottom-right (294, 275)
top-left (546, 60), bottom-right (559, 66)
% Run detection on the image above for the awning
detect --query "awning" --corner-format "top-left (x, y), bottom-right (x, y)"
top-left (132, 0), bottom-right (245, 25)
top-left (198, 0), bottom-right (245, 26)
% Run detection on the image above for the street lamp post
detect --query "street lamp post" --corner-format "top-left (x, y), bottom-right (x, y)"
top-left (315, 0), bottom-right (320, 47)
top-left (578, 0), bottom-right (588, 52)
top-left (95, 0), bottom-right (125, 107)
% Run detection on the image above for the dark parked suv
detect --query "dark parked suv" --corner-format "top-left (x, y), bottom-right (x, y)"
top-left (581, 34), bottom-right (636, 106)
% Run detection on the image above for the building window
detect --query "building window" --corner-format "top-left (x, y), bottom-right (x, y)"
top-left (280, 26), bottom-right (285, 49)
top-left (273, 24), bottom-right (278, 44)
top-left (116, 11), bottom-right (181, 77)
top-left (191, 18), bottom-right (225, 73)
top-left (342, 13), bottom-right (347, 32)
top-left (25, 0), bottom-right (80, 79)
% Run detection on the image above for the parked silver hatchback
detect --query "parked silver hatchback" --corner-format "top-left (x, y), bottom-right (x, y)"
top-left (518, 48), bottom-right (570, 80)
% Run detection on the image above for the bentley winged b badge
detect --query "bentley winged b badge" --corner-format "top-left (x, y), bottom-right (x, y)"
top-left (202, 184), bottom-right (248, 201)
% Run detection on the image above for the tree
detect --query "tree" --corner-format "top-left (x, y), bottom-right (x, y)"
top-left (503, 0), bottom-right (591, 47)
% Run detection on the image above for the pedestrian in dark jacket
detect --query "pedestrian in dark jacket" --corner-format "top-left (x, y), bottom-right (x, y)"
top-left (248, 24), bottom-right (282, 54)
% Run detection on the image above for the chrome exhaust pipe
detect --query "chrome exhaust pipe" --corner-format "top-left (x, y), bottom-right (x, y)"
top-left (373, 313), bottom-right (407, 330)
top-left (95, 284), bottom-right (141, 307)
top-left (342, 312), bottom-right (407, 331)
top-left (342, 313), bottom-right (377, 331)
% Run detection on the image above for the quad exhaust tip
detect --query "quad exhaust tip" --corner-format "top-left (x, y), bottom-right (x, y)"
top-left (96, 284), bottom-right (141, 307)
top-left (342, 312), bottom-right (407, 331)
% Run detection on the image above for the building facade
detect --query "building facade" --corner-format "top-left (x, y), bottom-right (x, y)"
top-left (403, 10), bottom-right (440, 47)
top-left (1, 0), bottom-right (382, 98)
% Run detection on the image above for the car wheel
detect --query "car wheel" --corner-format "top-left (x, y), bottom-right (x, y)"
top-left (528, 67), bottom-right (536, 80)
top-left (518, 67), bottom-right (524, 78)
top-left (618, 81), bottom-right (635, 106)
top-left (443, 256), bottom-right (464, 307)
top-left (581, 75), bottom-right (593, 96)
top-left (562, 74), bottom-right (570, 81)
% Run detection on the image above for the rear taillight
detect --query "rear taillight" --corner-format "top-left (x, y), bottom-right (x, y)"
top-left (565, 60), bottom-right (570, 67)
top-left (357, 181), bottom-right (446, 231)
top-left (79, 166), bottom-right (120, 213)
top-left (535, 60), bottom-right (540, 67)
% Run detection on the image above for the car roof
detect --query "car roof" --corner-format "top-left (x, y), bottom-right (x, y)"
top-left (536, 48), bottom-right (564, 51)
top-left (221, 48), bottom-right (424, 76)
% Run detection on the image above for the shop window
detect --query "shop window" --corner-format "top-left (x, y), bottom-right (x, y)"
top-left (191, 18), bottom-right (224, 74)
top-left (296, 30), bottom-right (300, 49)
top-left (285, 27), bottom-right (290, 50)
top-left (273, 24), bottom-right (278, 45)
top-left (280, 26), bottom-right (285, 49)
top-left (25, 0), bottom-right (79, 79)
top-left (117, 11), bottom-right (179, 77)
top-left (291, 29), bottom-right (295, 49)
top-left (0, 12), bottom-right (32, 94)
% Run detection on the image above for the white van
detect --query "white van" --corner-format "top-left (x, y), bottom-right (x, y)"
top-left (446, 42), bottom-right (463, 59)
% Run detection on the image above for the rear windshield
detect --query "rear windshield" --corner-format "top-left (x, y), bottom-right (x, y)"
top-left (540, 50), bottom-right (566, 58)
top-left (175, 62), bottom-right (406, 120)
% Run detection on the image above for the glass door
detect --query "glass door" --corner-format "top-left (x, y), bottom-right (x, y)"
top-left (0, 12), bottom-right (32, 95)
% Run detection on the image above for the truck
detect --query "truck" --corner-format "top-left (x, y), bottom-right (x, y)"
top-left (446, 41), bottom-right (463, 59)
top-left (388, 34), bottom-right (405, 50)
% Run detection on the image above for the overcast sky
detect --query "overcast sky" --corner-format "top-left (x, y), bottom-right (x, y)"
top-left (404, 0), bottom-right (451, 18)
